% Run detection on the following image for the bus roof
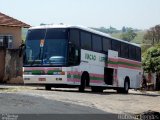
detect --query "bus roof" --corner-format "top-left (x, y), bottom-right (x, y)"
top-left (29, 24), bottom-right (140, 47)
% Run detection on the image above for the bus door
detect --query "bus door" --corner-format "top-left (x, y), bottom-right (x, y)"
top-left (104, 68), bottom-right (113, 85)
top-left (104, 50), bottom-right (118, 85)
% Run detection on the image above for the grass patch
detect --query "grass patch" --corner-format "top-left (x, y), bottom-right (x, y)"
top-left (111, 30), bottom-right (146, 44)
top-left (0, 88), bottom-right (18, 92)
top-left (0, 86), bottom-right (34, 93)
top-left (131, 31), bottom-right (146, 44)
top-left (111, 32), bottom-right (121, 39)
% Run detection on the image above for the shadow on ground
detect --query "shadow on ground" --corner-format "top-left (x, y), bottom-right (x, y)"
top-left (36, 87), bottom-right (160, 97)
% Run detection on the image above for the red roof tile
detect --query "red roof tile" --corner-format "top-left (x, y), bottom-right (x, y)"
top-left (0, 12), bottom-right (30, 28)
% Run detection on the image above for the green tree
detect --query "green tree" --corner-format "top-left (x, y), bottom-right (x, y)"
top-left (91, 26), bottom-right (119, 34)
top-left (142, 45), bottom-right (160, 73)
top-left (143, 25), bottom-right (160, 46)
top-left (120, 28), bottom-right (137, 42)
top-left (122, 26), bottom-right (126, 33)
top-left (108, 26), bottom-right (118, 34)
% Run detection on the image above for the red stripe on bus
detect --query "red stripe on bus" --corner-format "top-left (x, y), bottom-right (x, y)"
top-left (67, 71), bottom-right (81, 75)
top-left (108, 64), bottom-right (141, 70)
top-left (90, 73), bottom-right (104, 78)
top-left (67, 78), bottom-right (80, 82)
top-left (67, 79), bottom-right (104, 84)
top-left (68, 72), bottom-right (104, 78)
top-left (108, 58), bottom-right (118, 62)
top-left (90, 80), bottom-right (104, 83)
top-left (109, 57), bottom-right (141, 65)
top-left (108, 64), bottom-right (118, 68)
top-left (118, 64), bottom-right (141, 70)
top-left (118, 58), bottom-right (141, 65)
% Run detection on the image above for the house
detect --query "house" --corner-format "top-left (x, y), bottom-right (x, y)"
top-left (0, 12), bottom-right (30, 83)
top-left (0, 12), bottom-right (30, 49)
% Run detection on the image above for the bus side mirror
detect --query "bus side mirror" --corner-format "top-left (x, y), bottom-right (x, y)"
top-left (19, 43), bottom-right (25, 57)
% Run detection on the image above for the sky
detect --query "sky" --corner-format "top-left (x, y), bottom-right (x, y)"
top-left (0, 0), bottom-right (160, 30)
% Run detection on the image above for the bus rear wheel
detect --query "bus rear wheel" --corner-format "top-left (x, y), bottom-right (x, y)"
top-left (45, 85), bottom-right (51, 90)
top-left (117, 80), bottom-right (129, 94)
top-left (123, 80), bottom-right (129, 94)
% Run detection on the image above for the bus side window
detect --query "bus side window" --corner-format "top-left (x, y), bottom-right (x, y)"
top-left (69, 29), bottom-right (80, 47)
top-left (80, 31), bottom-right (91, 50)
top-left (129, 45), bottom-right (136, 60)
top-left (92, 34), bottom-right (102, 52)
top-left (69, 45), bottom-right (80, 66)
top-left (111, 40), bottom-right (121, 56)
top-left (102, 37), bottom-right (111, 53)
top-left (136, 47), bottom-right (141, 61)
top-left (121, 43), bottom-right (129, 58)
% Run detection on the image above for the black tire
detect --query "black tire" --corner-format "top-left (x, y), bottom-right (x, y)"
top-left (79, 75), bottom-right (86, 92)
top-left (45, 85), bottom-right (51, 90)
top-left (91, 86), bottom-right (103, 93)
top-left (117, 80), bottom-right (129, 94)
top-left (123, 80), bottom-right (129, 94)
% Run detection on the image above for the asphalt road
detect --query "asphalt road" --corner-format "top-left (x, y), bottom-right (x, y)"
top-left (0, 85), bottom-right (160, 120)
top-left (0, 86), bottom-right (113, 120)
top-left (0, 92), bottom-right (105, 114)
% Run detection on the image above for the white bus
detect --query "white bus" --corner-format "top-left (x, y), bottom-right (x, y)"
top-left (22, 24), bottom-right (142, 93)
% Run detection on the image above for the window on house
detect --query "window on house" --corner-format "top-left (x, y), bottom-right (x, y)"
top-left (0, 35), bottom-right (13, 49)
top-left (0, 36), bottom-right (3, 46)
top-left (8, 36), bottom-right (13, 49)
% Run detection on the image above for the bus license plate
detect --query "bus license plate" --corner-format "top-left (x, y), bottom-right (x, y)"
top-left (39, 78), bottom-right (46, 81)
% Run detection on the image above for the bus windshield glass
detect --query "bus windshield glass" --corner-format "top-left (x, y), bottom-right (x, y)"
top-left (24, 28), bottom-right (68, 66)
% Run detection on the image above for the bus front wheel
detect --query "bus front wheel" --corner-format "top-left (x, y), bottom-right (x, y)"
top-left (79, 73), bottom-right (89, 92)
top-left (79, 75), bottom-right (86, 92)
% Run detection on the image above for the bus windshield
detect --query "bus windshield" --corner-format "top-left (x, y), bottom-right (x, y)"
top-left (24, 28), bottom-right (68, 66)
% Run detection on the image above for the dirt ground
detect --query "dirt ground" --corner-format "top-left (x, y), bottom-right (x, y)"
top-left (0, 85), bottom-right (160, 114)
